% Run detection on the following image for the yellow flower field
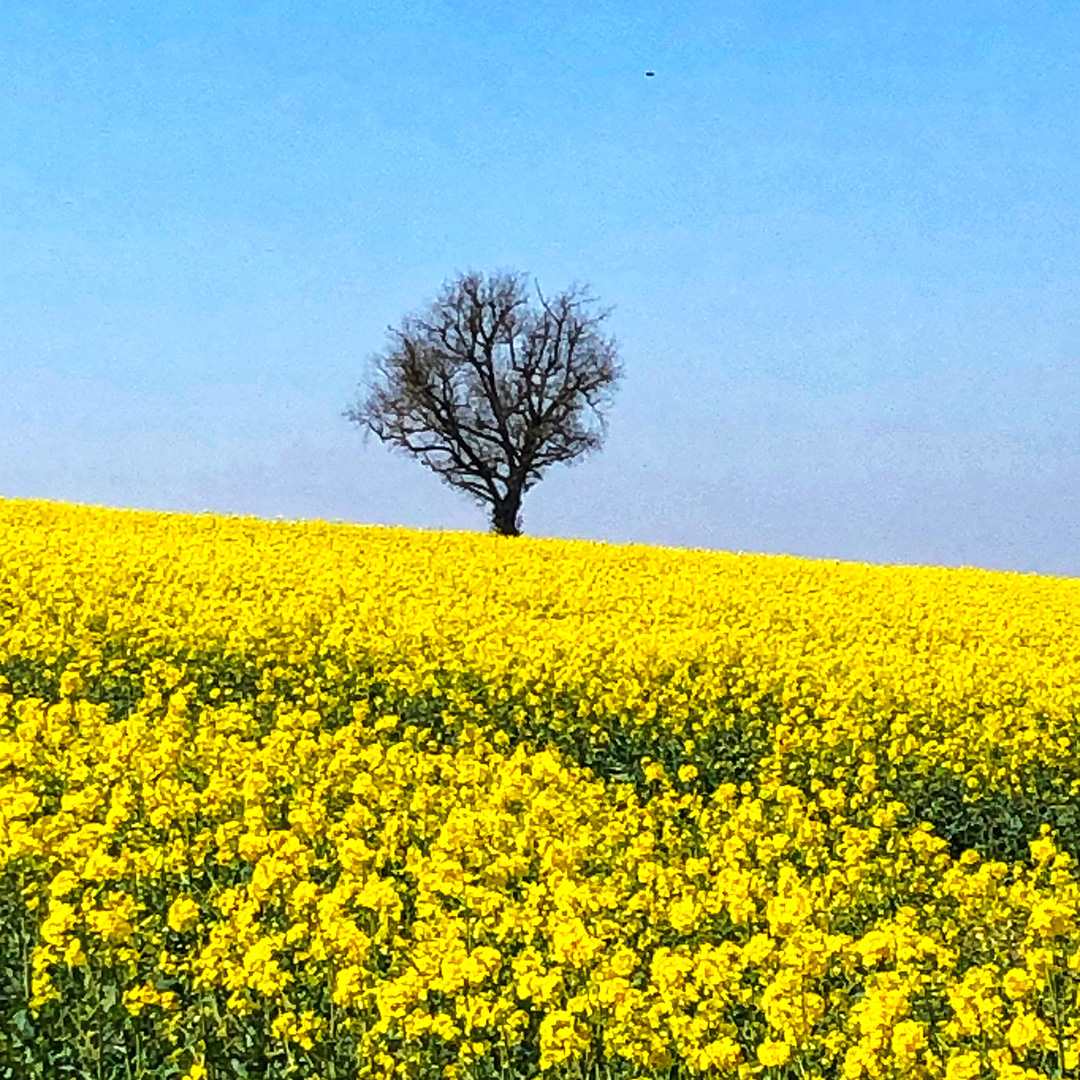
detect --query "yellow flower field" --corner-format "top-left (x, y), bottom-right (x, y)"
top-left (1, 497), bottom-right (1078, 1079)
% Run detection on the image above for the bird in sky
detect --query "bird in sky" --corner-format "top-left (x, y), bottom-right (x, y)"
top-left (645, 71), bottom-right (655, 76)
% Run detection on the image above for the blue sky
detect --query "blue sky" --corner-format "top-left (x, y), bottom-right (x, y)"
top-left (3, 0), bottom-right (1079, 576)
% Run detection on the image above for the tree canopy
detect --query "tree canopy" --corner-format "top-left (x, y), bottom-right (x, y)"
top-left (345, 270), bottom-right (622, 536)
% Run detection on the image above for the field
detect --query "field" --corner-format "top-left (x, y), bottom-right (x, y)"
top-left (1, 497), bottom-right (1079, 1080)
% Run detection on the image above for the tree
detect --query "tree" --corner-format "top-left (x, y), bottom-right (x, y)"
top-left (345, 269), bottom-right (622, 536)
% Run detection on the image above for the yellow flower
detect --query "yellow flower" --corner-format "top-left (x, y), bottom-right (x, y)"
top-left (992, 1062), bottom-right (1027, 1080)
top-left (1007, 1011), bottom-right (1050, 1051)
top-left (40, 901), bottom-right (78, 948)
top-left (538, 1010), bottom-right (589, 1070)
top-left (890, 1018), bottom-right (926, 1064)
top-left (1028, 898), bottom-right (1074, 937)
top-left (643, 761), bottom-right (666, 783)
top-left (122, 982), bottom-right (178, 1016)
top-left (271, 1008), bottom-right (323, 1050)
top-left (333, 964), bottom-right (365, 1008)
top-left (843, 1043), bottom-right (876, 1080)
top-left (854, 929), bottom-right (894, 967)
top-left (63, 936), bottom-right (86, 967)
top-left (1029, 833), bottom-right (1057, 864)
top-left (757, 1039), bottom-right (792, 1068)
top-left (1002, 967), bottom-right (1034, 1000)
top-left (742, 933), bottom-right (774, 965)
top-left (166, 895), bottom-right (200, 933)
top-left (8, 499), bottom-right (1080, 1076)
top-left (945, 1052), bottom-right (982, 1080)
top-left (58, 669), bottom-right (84, 697)
top-left (766, 866), bottom-right (812, 935)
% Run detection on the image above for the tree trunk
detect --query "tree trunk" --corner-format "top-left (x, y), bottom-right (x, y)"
top-left (491, 489), bottom-right (523, 536)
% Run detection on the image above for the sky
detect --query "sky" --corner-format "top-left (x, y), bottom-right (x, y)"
top-left (3, 0), bottom-right (1079, 577)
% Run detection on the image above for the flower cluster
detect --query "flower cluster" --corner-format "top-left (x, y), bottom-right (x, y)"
top-left (1, 497), bottom-right (1079, 1078)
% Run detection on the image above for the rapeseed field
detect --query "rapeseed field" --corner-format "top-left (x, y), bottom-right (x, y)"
top-left (1, 497), bottom-right (1078, 1080)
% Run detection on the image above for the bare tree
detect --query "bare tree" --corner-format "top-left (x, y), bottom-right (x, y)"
top-left (345, 270), bottom-right (622, 536)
